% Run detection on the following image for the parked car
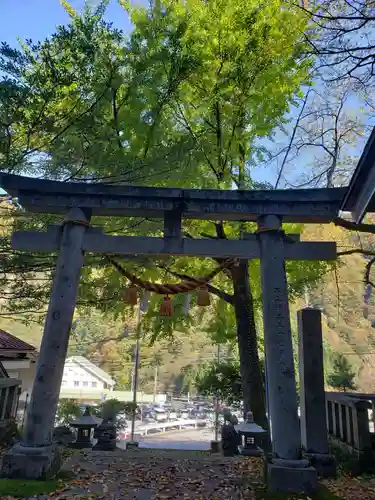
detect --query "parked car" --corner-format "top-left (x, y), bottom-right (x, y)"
top-left (178, 409), bottom-right (190, 419)
top-left (152, 407), bottom-right (168, 422)
top-left (167, 410), bottom-right (178, 421)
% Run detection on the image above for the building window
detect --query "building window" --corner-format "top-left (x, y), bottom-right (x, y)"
top-left (83, 381), bottom-right (88, 387)
top-left (74, 381), bottom-right (79, 387)
top-left (92, 382), bottom-right (97, 388)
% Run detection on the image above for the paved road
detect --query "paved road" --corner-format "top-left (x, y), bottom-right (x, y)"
top-left (118, 428), bottom-right (215, 451)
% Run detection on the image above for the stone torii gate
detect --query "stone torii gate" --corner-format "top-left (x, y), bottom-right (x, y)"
top-left (0, 174), bottom-right (345, 490)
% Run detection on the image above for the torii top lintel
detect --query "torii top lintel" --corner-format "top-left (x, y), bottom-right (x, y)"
top-left (0, 173), bottom-right (349, 223)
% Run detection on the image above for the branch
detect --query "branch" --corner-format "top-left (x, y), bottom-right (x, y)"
top-left (215, 100), bottom-right (223, 175)
top-left (111, 87), bottom-right (122, 149)
top-left (275, 87), bottom-right (312, 188)
top-left (174, 100), bottom-right (220, 180)
top-left (333, 263), bottom-right (340, 321)
top-left (338, 249), bottom-right (375, 257)
top-left (299, 7), bottom-right (375, 23)
top-left (365, 257), bottom-right (375, 289)
top-left (215, 221), bottom-right (227, 240)
top-left (20, 81), bottom-right (111, 163)
top-left (335, 217), bottom-right (375, 234)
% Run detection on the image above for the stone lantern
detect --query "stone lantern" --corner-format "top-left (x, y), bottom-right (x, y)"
top-left (93, 416), bottom-right (117, 451)
top-left (69, 406), bottom-right (102, 449)
top-left (235, 411), bottom-right (267, 457)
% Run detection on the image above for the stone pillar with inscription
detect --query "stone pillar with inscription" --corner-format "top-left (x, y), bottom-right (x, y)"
top-left (298, 308), bottom-right (336, 477)
top-left (1, 208), bottom-right (89, 479)
top-left (258, 215), bottom-right (317, 494)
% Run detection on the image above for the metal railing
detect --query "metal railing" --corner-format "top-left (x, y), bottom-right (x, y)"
top-left (117, 418), bottom-right (209, 440)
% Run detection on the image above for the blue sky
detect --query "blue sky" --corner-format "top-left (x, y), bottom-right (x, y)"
top-left (0, 0), bottom-right (135, 46)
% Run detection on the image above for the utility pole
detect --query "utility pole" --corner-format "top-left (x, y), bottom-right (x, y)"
top-left (129, 305), bottom-right (142, 447)
top-left (153, 365), bottom-right (158, 403)
top-left (128, 293), bottom-right (149, 448)
top-left (214, 343), bottom-right (221, 442)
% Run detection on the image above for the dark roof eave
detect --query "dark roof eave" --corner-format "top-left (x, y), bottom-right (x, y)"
top-left (340, 127), bottom-right (375, 220)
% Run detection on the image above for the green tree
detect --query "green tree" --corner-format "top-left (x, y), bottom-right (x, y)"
top-left (195, 358), bottom-right (264, 407)
top-left (56, 400), bottom-right (82, 426)
top-left (327, 353), bottom-right (357, 392)
top-left (121, 0), bottom-right (317, 427)
top-left (98, 398), bottom-right (136, 419)
top-left (0, 1), bottom-right (326, 428)
top-left (195, 360), bottom-right (242, 406)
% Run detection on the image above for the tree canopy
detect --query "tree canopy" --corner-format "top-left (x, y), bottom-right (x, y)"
top-left (0, 0), bottom-right (324, 320)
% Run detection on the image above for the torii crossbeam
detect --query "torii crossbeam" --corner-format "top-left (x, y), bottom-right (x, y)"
top-left (12, 224), bottom-right (336, 261)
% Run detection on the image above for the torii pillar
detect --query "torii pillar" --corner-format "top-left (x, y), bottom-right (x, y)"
top-left (258, 215), bottom-right (317, 494)
top-left (1, 208), bottom-right (89, 479)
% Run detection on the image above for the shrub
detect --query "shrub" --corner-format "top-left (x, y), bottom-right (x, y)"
top-left (0, 418), bottom-right (19, 446)
top-left (55, 400), bottom-right (82, 426)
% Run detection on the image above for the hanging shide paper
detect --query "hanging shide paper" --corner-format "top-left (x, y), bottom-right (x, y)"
top-left (160, 295), bottom-right (173, 316)
top-left (183, 293), bottom-right (191, 315)
top-left (124, 284), bottom-right (138, 305)
top-left (140, 291), bottom-right (150, 312)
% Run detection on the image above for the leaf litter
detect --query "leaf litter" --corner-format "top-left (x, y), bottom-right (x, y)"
top-left (3, 449), bottom-right (375, 499)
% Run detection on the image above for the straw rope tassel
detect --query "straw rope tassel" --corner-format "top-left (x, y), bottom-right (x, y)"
top-left (160, 295), bottom-right (173, 317)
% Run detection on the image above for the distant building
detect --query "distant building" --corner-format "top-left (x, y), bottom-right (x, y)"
top-left (0, 329), bottom-right (38, 403)
top-left (60, 356), bottom-right (115, 402)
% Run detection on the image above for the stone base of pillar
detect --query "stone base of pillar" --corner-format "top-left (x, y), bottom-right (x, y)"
top-left (240, 445), bottom-right (264, 457)
top-left (303, 452), bottom-right (337, 478)
top-left (68, 440), bottom-right (93, 449)
top-left (210, 440), bottom-right (220, 453)
top-left (1, 443), bottom-right (61, 480)
top-left (267, 459), bottom-right (317, 495)
top-left (126, 441), bottom-right (139, 450)
top-left (93, 440), bottom-right (117, 451)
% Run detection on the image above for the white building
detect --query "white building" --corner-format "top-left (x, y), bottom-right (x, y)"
top-left (60, 356), bottom-right (115, 402)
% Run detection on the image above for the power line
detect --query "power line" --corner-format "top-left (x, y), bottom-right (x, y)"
top-left (62, 355), bottom-right (220, 369)
top-left (340, 352), bottom-right (375, 356)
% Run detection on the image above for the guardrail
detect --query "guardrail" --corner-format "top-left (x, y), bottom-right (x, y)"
top-left (117, 418), bottom-right (209, 440)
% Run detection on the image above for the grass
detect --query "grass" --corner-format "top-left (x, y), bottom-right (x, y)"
top-left (0, 478), bottom-right (63, 497)
top-left (328, 438), bottom-right (375, 476)
top-left (255, 484), bottom-right (343, 500)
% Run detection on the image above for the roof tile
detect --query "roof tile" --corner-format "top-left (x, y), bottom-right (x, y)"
top-left (0, 329), bottom-right (36, 351)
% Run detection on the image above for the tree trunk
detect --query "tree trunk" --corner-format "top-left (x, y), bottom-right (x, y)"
top-left (230, 260), bottom-right (267, 429)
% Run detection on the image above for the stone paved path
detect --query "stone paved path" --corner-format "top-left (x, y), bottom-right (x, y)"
top-left (56, 449), bottom-right (264, 499)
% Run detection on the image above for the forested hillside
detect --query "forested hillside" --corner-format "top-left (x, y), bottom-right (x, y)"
top-left (3, 220), bottom-right (375, 395)
top-left (297, 221), bottom-right (375, 393)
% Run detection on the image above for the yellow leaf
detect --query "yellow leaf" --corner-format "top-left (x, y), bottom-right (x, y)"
top-left (60, 0), bottom-right (77, 18)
